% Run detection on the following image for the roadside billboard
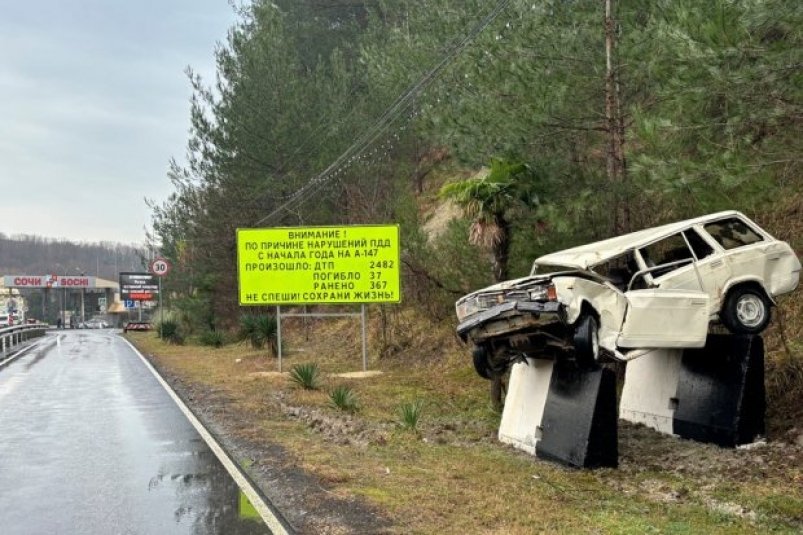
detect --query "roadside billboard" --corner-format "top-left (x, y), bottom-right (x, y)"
top-left (119, 272), bottom-right (159, 301)
top-left (237, 225), bottom-right (400, 305)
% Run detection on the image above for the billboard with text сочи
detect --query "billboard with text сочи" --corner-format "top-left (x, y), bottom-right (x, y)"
top-left (119, 272), bottom-right (159, 301)
top-left (237, 225), bottom-right (400, 305)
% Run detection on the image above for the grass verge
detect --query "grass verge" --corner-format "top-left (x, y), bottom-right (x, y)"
top-left (126, 310), bottom-right (803, 534)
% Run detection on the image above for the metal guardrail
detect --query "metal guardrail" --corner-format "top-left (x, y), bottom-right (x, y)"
top-left (0, 323), bottom-right (48, 354)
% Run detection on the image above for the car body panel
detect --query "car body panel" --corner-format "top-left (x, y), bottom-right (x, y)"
top-left (618, 289), bottom-right (709, 348)
top-left (455, 211), bottom-right (800, 368)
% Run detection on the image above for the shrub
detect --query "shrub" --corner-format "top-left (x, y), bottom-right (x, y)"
top-left (199, 330), bottom-right (225, 348)
top-left (289, 363), bottom-right (321, 390)
top-left (329, 385), bottom-right (359, 413)
top-left (157, 319), bottom-right (184, 345)
top-left (239, 314), bottom-right (278, 353)
top-left (397, 400), bottom-right (424, 431)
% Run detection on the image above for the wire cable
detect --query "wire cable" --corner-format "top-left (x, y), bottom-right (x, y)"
top-left (254, 0), bottom-right (514, 226)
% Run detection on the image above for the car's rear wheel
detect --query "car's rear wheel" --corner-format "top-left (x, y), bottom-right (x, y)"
top-left (722, 286), bottom-right (771, 335)
top-left (573, 314), bottom-right (600, 368)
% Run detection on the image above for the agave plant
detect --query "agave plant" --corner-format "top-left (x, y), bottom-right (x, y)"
top-left (239, 314), bottom-right (277, 353)
top-left (329, 385), bottom-right (359, 413)
top-left (289, 363), bottom-right (321, 390)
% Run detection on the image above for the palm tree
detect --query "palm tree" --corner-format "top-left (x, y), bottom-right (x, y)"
top-left (440, 158), bottom-right (539, 409)
top-left (439, 158), bottom-right (537, 283)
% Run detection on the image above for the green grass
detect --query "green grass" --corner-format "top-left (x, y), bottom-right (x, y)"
top-left (127, 321), bottom-right (803, 535)
top-left (397, 400), bottom-right (424, 431)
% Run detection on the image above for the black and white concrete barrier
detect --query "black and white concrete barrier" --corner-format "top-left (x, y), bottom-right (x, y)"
top-left (500, 334), bottom-right (765, 468)
top-left (620, 334), bottom-right (765, 447)
top-left (499, 358), bottom-right (618, 468)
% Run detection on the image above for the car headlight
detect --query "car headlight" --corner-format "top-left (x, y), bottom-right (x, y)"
top-left (529, 284), bottom-right (557, 302)
top-left (456, 298), bottom-right (481, 322)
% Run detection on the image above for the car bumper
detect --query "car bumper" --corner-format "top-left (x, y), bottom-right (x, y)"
top-left (456, 300), bottom-right (563, 341)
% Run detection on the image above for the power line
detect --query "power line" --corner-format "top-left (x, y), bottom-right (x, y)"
top-left (254, 0), bottom-right (514, 226)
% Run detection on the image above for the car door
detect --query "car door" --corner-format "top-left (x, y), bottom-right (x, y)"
top-left (683, 227), bottom-right (732, 313)
top-left (617, 232), bottom-right (710, 348)
top-left (617, 288), bottom-right (709, 348)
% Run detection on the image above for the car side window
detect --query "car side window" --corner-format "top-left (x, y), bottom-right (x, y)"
top-left (703, 218), bottom-right (764, 250)
top-left (638, 233), bottom-right (693, 278)
top-left (683, 229), bottom-right (715, 260)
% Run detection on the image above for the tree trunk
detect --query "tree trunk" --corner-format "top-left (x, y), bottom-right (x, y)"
top-left (490, 375), bottom-right (505, 412)
top-left (604, 0), bottom-right (630, 235)
top-left (491, 214), bottom-right (511, 283)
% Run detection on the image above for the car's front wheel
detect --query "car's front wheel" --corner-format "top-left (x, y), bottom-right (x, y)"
top-left (471, 344), bottom-right (508, 380)
top-left (573, 314), bottom-right (600, 368)
top-left (472, 345), bottom-right (492, 379)
top-left (721, 286), bottom-right (771, 334)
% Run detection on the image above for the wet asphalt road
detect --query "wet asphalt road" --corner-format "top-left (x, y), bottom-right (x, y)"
top-left (0, 331), bottom-right (271, 534)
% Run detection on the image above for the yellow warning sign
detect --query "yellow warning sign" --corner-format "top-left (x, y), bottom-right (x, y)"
top-left (237, 225), bottom-right (401, 305)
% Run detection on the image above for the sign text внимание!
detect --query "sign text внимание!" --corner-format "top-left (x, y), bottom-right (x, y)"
top-left (237, 225), bottom-right (400, 305)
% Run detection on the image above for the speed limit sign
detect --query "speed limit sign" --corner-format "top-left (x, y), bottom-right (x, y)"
top-left (149, 258), bottom-right (172, 277)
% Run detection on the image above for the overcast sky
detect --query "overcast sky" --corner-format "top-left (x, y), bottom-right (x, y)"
top-left (0, 0), bottom-right (238, 244)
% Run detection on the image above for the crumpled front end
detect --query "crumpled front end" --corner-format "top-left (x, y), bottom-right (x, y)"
top-left (456, 299), bottom-right (564, 342)
top-left (455, 277), bottom-right (574, 358)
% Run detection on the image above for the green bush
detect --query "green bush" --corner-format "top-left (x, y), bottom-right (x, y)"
top-left (289, 363), bottom-right (321, 390)
top-left (199, 330), bottom-right (225, 348)
top-left (397, 400), bottom-right (424, 431)
top-left (156, 318), bottom-right (184, 345)
top-left (239, 314), bottom-right (277, 353)
top-left (329, 385), bottom-right (359, 413)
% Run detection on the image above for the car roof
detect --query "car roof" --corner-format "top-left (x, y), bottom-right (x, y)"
top-left (534, 210), bottom-right (757, 270)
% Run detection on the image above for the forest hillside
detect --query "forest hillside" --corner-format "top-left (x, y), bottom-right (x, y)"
top-left (151, 3), bottom-right (800, 319)
top-left (148, 0), bottom-right (802, 413)
top-left (0, 234), bottom-right (143, 281)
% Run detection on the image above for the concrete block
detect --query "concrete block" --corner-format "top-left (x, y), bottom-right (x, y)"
top-left (498, 358), bottom-right (554, 455)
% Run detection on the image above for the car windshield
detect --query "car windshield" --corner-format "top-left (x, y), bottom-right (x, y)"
top-left (589, 251), bottom-right (640, 290)
top-left (530, 263), bottom-right (577, 276)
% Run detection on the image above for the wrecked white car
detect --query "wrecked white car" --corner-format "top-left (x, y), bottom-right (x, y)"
top-left (456, 211), bottom-right (801, 378)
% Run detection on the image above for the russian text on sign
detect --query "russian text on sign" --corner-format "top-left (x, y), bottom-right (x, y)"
top-left (237, 225), bottom-right (400, 305)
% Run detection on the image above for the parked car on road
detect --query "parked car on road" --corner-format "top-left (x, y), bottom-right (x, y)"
top-left (0, 314), bottom-right (10, 328)
top-left (83, 319), bottom-right (109, 329)
top-left (455, 211), bottom-right (802, 378)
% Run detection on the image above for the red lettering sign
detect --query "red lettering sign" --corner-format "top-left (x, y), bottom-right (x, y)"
top-left (130, 292), bottom-right (153, 300)
top-left (58, 277), bottom-right (90, 287)
top-left (13, 277), bottom-right (42, 286)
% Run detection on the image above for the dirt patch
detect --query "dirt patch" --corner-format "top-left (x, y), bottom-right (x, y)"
top-left (248, 371), bottom-right (288, 379)
top-left (331, 371), bottom-right (384, 379)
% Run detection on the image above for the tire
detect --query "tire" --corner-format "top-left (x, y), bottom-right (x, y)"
top-left (573, 314), bottom-right (600, 368)
top-left (722, 286), bottom-right (771, 335)
top-left (472, 345), bottom-right (493, 380)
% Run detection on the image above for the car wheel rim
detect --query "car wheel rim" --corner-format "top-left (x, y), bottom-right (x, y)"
top-left (735, 294), bottom-right (765, 328)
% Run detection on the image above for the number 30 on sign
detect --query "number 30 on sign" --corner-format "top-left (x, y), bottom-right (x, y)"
top-left (150, 258), bottom-right (172, 277)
